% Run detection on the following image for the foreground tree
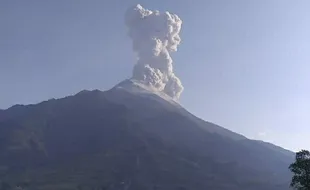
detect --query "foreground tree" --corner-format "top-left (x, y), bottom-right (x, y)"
top-left (289, 150), bottom-right (310, 189)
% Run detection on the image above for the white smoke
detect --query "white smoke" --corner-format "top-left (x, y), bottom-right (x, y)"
top-left (125, 4), bottom-right (184, 99)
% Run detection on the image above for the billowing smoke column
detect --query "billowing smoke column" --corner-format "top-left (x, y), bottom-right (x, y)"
top-left (125, 4), bottom-right (184, 99)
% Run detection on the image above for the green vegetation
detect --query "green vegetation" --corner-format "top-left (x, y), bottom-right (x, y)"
top-left (289, 150), bottom-right (310, 190)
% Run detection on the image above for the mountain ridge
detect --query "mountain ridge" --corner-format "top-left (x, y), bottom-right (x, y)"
top-left (0, 79), bottom-right (293, 190)
top-left (0, 79), bottom-right (293, 157)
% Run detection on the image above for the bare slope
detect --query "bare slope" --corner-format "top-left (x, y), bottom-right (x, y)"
top-left (0, 80), bottom-right (293, 190)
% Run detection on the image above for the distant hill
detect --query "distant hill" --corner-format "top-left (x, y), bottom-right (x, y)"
top-left (0, 79), bottom-right (293, 190)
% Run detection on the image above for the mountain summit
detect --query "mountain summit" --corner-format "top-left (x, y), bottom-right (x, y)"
top-left (0, 80), bottom-right (293, 190)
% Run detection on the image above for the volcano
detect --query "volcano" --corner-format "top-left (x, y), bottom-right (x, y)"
top-left (0, 79), bottom-right (293, 190)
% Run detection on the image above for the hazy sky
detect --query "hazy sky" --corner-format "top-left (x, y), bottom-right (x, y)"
top-left (1, 0), bottom-right (309, 151)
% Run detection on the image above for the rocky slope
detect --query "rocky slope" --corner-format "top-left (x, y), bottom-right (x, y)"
top-left (0, 79), bottom-right (293, 190)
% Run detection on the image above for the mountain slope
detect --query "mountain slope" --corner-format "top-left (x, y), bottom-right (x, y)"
top-left (0, 80), bottom-right (293, 190)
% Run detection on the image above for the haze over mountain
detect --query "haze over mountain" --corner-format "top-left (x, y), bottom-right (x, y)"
top-left (0, 3), bottom-right (296, 190)
top-left (2, 1), bottom-right (310, 151)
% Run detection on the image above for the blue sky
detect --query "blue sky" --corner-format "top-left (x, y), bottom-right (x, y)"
top-left (1, 0), bottom-right (309, 151)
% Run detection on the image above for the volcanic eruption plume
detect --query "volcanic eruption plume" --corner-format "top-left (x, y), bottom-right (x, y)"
top-left (125, 4), bottom-right (184, 99)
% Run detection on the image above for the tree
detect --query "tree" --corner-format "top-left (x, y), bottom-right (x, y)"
top-left (289, 150), bottom-right (310, 189)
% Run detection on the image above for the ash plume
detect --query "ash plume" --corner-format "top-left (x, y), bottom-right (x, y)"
top-left (125, 4), bottom-right (184, 99)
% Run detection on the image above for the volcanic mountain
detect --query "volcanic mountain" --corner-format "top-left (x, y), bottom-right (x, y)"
top-left (0, 79), bottom-right (293, 190)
